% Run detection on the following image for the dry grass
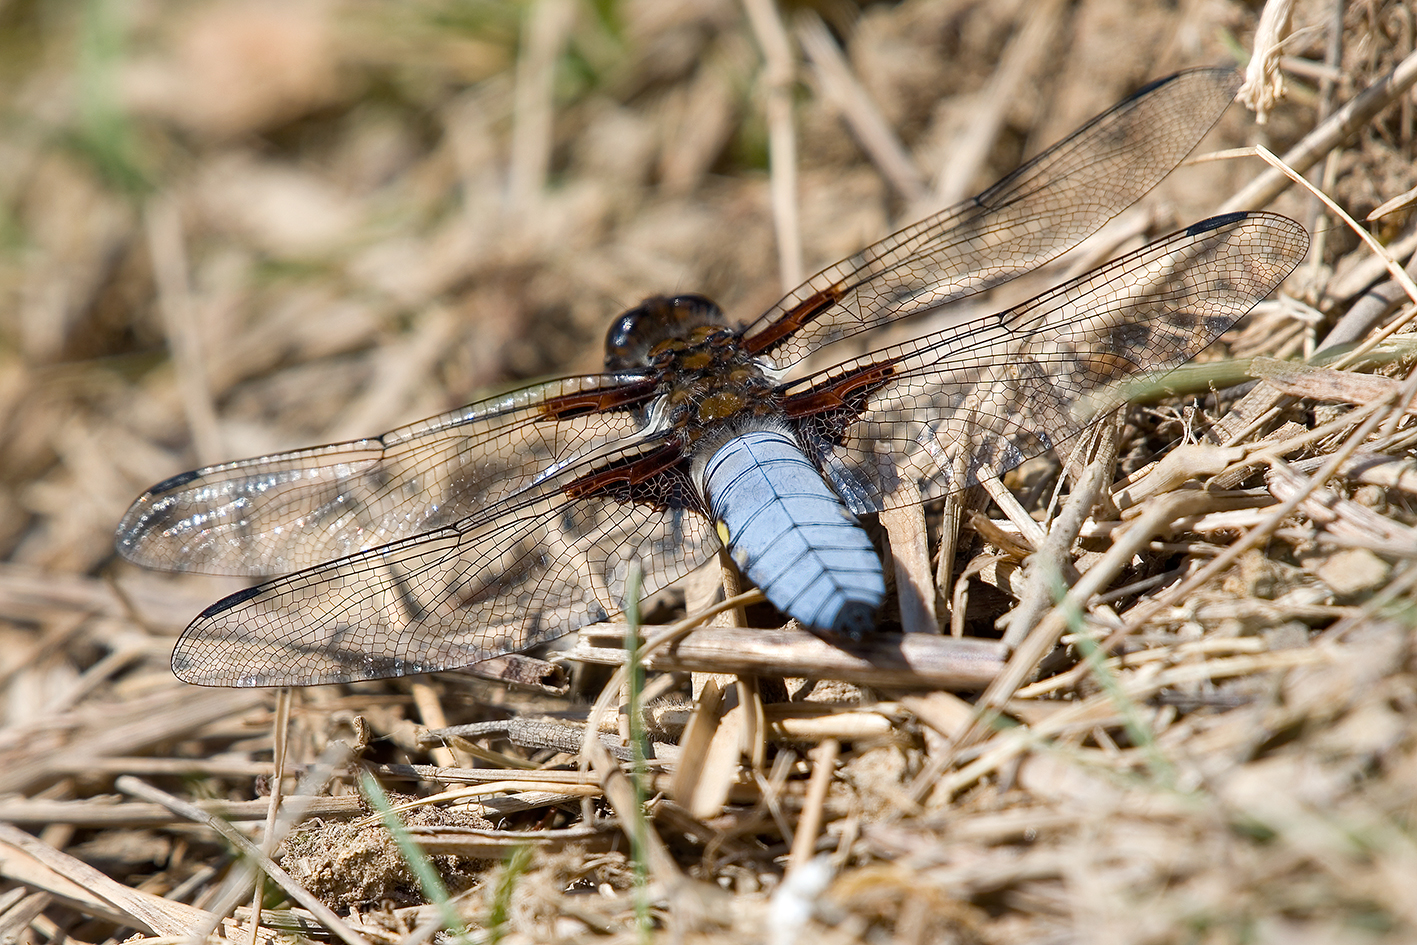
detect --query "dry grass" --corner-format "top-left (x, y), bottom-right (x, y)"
top-left (1, 0), bottom-right (1416, 943)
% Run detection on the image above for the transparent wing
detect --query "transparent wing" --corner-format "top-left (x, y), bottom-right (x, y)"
top-left (115, 373), bottom-right (656, 577)
top-left (171, 460), bottom-right (720, 687)
top-left (743, 68), bottom-right (1240, 371)
top-left (122, 67), bottom-right (1264, 688)
top-left (786, 212), bottom-right (1308, 512)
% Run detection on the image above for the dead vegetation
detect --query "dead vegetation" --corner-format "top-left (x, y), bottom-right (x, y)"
top-left (1, 0), bottom-right (1416, 943)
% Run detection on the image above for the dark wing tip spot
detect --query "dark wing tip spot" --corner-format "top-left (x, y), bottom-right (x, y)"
top-left (197, 584), bottom-right (264, 618)
top-left (1187, 211), bottom-right (1248, 236)
top-left (149, 469), bottom-right (202, 496)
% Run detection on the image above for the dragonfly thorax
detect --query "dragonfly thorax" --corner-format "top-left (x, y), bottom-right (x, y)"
top-left (606, 295), bottom-right (787, 446)
top-left (651, 330), bottom-right (784, 446)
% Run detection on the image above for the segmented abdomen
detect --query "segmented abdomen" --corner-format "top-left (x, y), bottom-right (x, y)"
top-left (698, 427), bottom-right (884, 637)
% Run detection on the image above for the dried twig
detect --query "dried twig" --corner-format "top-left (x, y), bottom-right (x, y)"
top-left (573, 624), bottom-right (1006, 690)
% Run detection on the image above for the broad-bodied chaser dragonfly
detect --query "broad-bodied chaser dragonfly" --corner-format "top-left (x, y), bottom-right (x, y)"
top-left (117, 68), bottom-right (1308, 687)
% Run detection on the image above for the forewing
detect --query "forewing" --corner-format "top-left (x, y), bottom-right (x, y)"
top-left (171, 465), bottom-right (720, 686)
top-left (743, 68), bottom-right (1240, 370)
top-left (116, 374), bottom-right (654, 577)
top-left (786, 212), bottom-right (1309, 512)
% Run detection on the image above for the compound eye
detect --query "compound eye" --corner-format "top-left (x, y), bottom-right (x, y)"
top-left (604, 306), bottom-right (651, 371)
top-left (603, 295), bottom-right (729, 372)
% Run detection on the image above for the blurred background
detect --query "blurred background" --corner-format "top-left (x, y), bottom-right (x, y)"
top-left (2, 0), bottom-right (1417, 937)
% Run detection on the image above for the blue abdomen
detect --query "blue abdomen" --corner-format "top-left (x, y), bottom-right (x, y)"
top-left (697, 427), bottom-right (884, 637)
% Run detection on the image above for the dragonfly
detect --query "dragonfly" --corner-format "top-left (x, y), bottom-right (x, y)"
top-left (116, 68), bottom-right (1308, 687)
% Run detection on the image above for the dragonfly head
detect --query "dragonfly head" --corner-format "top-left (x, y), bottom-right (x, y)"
top-left (604, 294), bottom-right (729, 371)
